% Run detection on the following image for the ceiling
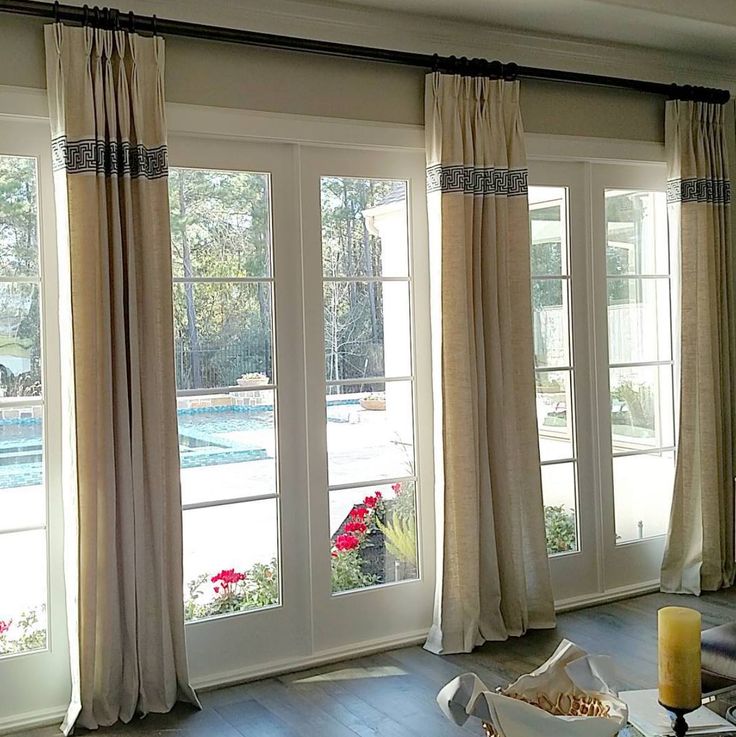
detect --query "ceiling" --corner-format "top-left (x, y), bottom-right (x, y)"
top-left (288, 0), bottom-right (736, 62)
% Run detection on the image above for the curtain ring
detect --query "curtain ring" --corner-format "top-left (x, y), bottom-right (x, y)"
top-left (128, 10), bottom-right (135, 33)
top-left (112, 8), bottom-right (120, 31)
top-left (92, 5), bottom-right (100, 27)
top-left (82, 4), bottom-right (89, 26)
top-left (151, 14), bottom-right (158, 36)
top-left (53, 1), bottom-right (60, 23)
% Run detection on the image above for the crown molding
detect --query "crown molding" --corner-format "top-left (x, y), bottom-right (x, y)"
top-left (47, 0), bottom-right (736, 90)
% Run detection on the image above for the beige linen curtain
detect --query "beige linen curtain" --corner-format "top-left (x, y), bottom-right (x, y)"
top-left (44, 24), bottom-right (199, 731)
top-left (424, 73), bottom-right (555, 655)
top-left (661, 100), bottom-right (736, 595)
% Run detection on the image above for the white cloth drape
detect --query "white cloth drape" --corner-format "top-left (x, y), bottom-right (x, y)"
top-left (44, 24), bottom-right (199, 731)
top-left (424, 73), bottom-right (555, 655)
top-left (660, 99), bottom-right (736, 595)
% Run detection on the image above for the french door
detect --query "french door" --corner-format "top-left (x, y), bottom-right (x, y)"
top-left (167, 134), bottom-right (433, 685)
top-left (529, 159), bottom-right (676, 604)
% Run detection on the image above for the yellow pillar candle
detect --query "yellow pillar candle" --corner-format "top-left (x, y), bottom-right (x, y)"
top-left (658, 606), bottom-right (702, 710)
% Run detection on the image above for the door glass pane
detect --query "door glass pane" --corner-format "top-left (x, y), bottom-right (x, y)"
top-left (613, 451), bottom-right (675, 543)
top-left (530, 186), bottom-right (568, 276)
top-left (606, 190), bottom-right (668, 276)
top-left (607, 278), bottom-right (671, 364)
top-left (182, 499), bottom-right (280, 621)
top-left (326, 381), bottom-right (414, 486)
top-left (536, 371), bottom-right (574, 462)
top-left (541, 463), bottom-right (578, 555)
top-left (610, 365), bottom-right (675, 452)
top-left (0, 283), bottom-right (42, 397)
top-left (321, 177), bottom-right (408, 278)
top-left (173, 282), bottom-right (273, 390)
top-left (532, 278), bottom-right (570, 368)
top-left (330, 481), bottom-right (418, 593)
top-left (323, 280), bottom-right (410, 381)
top-left (0, 529), bottom-right (47, 656)
top-left (0, 414), bottom-right (44, 531)
top-left (179, 390), bottom-right (276, 506)
top-left (0, 155), bottom-right (40, 278)
top-left (169, 168), bottom-right (272, 278)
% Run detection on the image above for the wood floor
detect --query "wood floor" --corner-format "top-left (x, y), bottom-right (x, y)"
top-left (20, 588), bottom-right (736, 737)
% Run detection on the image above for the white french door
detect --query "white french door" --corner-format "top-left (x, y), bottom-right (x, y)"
top-left (528, 158), bottom-right (676, 604)
top-left (167, 134), bottom-right (433, 685)
top-left (0, 119), bottom-right (68, 725)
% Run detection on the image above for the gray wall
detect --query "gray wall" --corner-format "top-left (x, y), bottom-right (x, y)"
top-left (1, 13), bottom-right (664, 141)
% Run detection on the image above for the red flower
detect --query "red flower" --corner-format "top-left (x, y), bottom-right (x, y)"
top-left (375, 491), bottom-right (382, 499)
top-left (392, 482), bottom-right (401, 494)
top-left (211, 568), bottom-right (246, 594)
top-left (335, 533), bottom-right (360, 551)
top-left (0, 619), bottom-right (11, 635)
top-left (344, 520), bottom-right (367, 535)
top-left (364, 495), bottom-right (377, 508)
top-left (350, 506), bottom-right (368, 520)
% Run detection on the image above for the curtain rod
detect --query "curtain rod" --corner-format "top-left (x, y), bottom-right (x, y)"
top-left (0, 0), bottom-right (730, 104)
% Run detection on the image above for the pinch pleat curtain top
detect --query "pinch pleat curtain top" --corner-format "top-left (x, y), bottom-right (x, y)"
top-left (44, 23), bottom-right (199, 731)
top-left (660, 100), bottom-right (736, 594)
top-left (424, 73), bottom-right (555, 655)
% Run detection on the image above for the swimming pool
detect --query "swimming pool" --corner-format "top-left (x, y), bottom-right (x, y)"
top-left (0, 399), bottom-right (362, 489)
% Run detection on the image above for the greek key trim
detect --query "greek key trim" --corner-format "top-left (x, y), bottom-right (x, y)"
top-left (51, 136), bottom-right (168, 180)
top-left (426, 164), bottom-right (528, 197)
top-left (666, 177), bottom-right (731, 205)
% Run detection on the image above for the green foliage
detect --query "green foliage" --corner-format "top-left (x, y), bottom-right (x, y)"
top-left (330, 549), bottom-right (378, 593)
top-left (376, 514), bottom-right (417, 567)
top-left (0, 606), bottom-right (47, 656)
top-left (544, 504), bottom-right (576, 555)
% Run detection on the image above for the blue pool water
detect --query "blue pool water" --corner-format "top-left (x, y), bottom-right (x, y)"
top-left (0, 399), bottom-right (361, 489)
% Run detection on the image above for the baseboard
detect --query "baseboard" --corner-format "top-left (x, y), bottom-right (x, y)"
top-left (555, 580), bottom-right (660, 612)
top-left (0, 704), bottom-right (67, 736)
top-left (191, 628), bottom-right (430, 691)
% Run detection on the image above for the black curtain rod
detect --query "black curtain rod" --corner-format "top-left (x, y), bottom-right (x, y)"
top-left (0, 0), bottom-right (730, 104)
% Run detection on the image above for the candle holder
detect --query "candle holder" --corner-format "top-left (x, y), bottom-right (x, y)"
top-left (658, 703), bottom-right (697, 737)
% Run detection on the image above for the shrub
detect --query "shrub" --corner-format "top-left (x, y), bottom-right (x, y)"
top-left (544, 504), bottom-right (576, 554)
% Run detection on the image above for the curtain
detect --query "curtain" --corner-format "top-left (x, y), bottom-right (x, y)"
top-left (424, 73), bottom-right (555, 655)
top-left (44, 24), bottom-right (199, 731)
top-left (660, 99), bottom-right (736, 595)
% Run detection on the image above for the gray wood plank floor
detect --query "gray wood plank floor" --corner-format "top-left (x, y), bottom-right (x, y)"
top-left (19, 588), bottom-right (736, 737)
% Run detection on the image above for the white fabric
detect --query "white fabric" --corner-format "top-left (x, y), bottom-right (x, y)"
top-left (44, 23), bottom-right (199, 731)
top-left (660, 99), bottom-right (736, 595)
top-left (423, 73), bottom-right (555, 655)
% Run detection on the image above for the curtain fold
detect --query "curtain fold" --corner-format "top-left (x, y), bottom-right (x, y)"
top-left (660, 99), bottom-right (736, 595)
top-left (424, 72), bottom-right (555, 655)
top-left (44, 23), bottom-right (199, 731)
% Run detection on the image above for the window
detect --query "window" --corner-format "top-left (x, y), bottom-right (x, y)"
top-left (0, 154), bottom-right (48, 656)
top-left (605, 189), bottom-right (675, 543)
top-left (530, 186), bottom-right (579, 555)
top-left (319, 177), bottom-right (419, 593)
top-left (169, 167), bottom-right (280, 621)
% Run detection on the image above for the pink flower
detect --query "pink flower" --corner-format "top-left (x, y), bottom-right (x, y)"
top-left (0, 620), bottom-right (11, 635)
top-left (213, 586), bottom-right (220, 594)
top-left (375, 491), bottom-right (382, 500)
top-left (392, 483), bottom-right (401, 494)
top-left (335, 534), bottom-right (360, 552)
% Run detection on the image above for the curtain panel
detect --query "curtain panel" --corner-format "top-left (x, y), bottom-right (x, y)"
top-left (660, 100), bottom-right (736, 595)
top-left (424, 72), bottom-right (555, 655)
top-left (44, 23), bottom-right (199, 731)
